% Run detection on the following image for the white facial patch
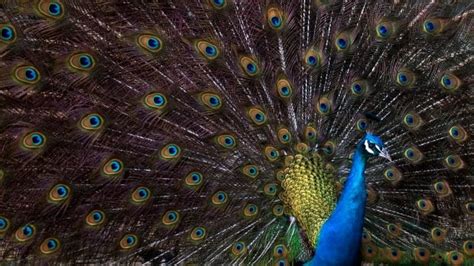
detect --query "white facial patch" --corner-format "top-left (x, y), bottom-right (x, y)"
top-left (364, 140), bottom-right (375, 155)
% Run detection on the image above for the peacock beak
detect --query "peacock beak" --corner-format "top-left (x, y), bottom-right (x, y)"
top-left (379, 148), bottom-right (392, 162)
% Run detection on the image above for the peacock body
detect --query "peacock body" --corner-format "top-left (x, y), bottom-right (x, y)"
top-left (0, 0), bottom-right (473, 265)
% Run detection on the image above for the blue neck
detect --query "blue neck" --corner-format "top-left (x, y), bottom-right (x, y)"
top-left (307, 145), bottom-right (368, 266)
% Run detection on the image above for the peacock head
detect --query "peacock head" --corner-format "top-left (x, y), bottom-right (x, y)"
top-left (359, 132), bottom-right (391, 161)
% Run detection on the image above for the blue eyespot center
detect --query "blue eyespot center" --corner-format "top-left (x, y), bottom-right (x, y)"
top-left (48, 3), bottom-right (62, 16)
top-left (111, 161), bottom-right (121, 172)
top-left (79, 55), bottom-right (92, 68)
top-left (378, 25), bottom-right (388, 36)
top-left (442, 75), bottom-right (452, 86)
top-left (236, 243), bottom-right (243, 250)
top-left (353, 84), bottom-right (362, 93)
top-left (249, 206), bottom-right (255, 212)
top-left (1, 26), bottom-right (14, 41)
top-left (138, 189), bottom-right (148, 198)
top-left (307, 56), bottom-right (316, 65)
top-left (147, 37), bottom-right (160, 49)
top-left (337, 38), bottom-right (347, 49)
top-left (271, 16), bottom-right (281, 27)
top-left (451, 128), bottom-right (459, 136)
top-left (270, 151), bottom-right (276, 157)
top-left (126, 236), bottom-right (135, 244)
top-left (92, 212), bottom-right (102, 221)
top-left (57, 186), bottom-right (67, 197)
top-left (407, 150), bottom-right (414, 158)
top-left (23, 225), bottom-right (33, 236)
top-left (31, 134), bottom-right (43, 145)
top-left (282, 134), bottom-right (289, 141)
top-left (25, 68), bottom-right (38, 81)
top-left (47, 239), bottom-right (57, 249)
top-left (191, 173), bottom-right (200, 182)
top-left (0, 218), bottom-right (7, 229)
top-left (168, 212), bottom-right (176, 221)
top-left (255, 113), bottom-right (264, 121)
top-left (424, 21), bottom-right (435, 32)
top-left (249, 167), bottom-right (256, 174)
top-left (246, 63), bottom-right (256, 73)
top-left (195, 229), bottom-right (203, 236)
top-left (320, 103), bottom-right (328, 112)
top-left (359, 121), bottom-right (367, 129)
top-left (209, 96), bottom-right (219, 106)
top-left (405, 115), bottom-right (414, 124)
top-left (224, 137), bottom-right (233, 145)
top-left (153, 95), bottom-right (164, 106)
top-left (280, 86), bottom-right (290, 96)
top-left (398, 74), bottom-right (407, 83)
top-left (205, 45), bottom-right (216, 56)
top-left (168, 146), bottom-right (177, 155)
top-left (213, 0), bottom-right (225, 6)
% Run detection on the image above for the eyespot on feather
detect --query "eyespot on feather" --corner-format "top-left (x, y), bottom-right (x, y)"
top-left (231, 241), bottom-right (247, 256)
top-left (131, 186), bottom-right (151, 204)
top-left (334, 31), bottom-right (352, 51)
top-left (422, 18), bottom-right (447, 35)
top-left (211, 191), bottom-right (228, 206)
top-left (384, 247), bottom-right (402, 263)
top-left (190, 226), bottom-right (206, 241)
top-left (416, 199), bottom-right (434, 215)
top-left (448, 125), bottom-right (468, 144)
top-left (433, 180), bottom-right (452, 198)
top-left (137, 34), bottom-right (163, 53)
top-left (160, 144), bottom-right (182, 161)
top-left (119, 234), bottom-right (138, 250)
top-left (85, 209), bottom-right (106, 226)
top-left (15, 224), bottom-right (36, 242)
top-left (162, 210), bottom-right (180, 226)
top-left (80, 113), bottom-right (105, 131)
top-left (264, 146), bottom-right (280, 162)
top-left (413, 247), bottom-right (430, 264)
top-left (39, 237), bottom-right (61, 255)
top-left (272, 204), bottom-right (284, 216)
top-left (304, 48), bottom-right (323, 68)
top-left (316, 96), bottom-right (333, 115)
top-left (463, 201), bottom-right (474, 216)
top-left (48, 184), bottom-right (71, 204)
top-left (215, 134), bottom-right (237, 149)
top-left (194, 40), bottom-right (220, 60)
top-left (361, 242), bottom-right (378, 261)
top-left (431, 227), bottom-right (447, 243)
top-left (402, 112), bottom-right (423, 131)
top-left (273, 244), bottom-right (288, 257)
top-left (387, 223), bottom-right (401, 238)
top-left (304, 124), bottom-right (318, 142)
top-left (277, 127), bottom-right (292, 144)
top-left (443, 154), bottom-right (465, 171)
top-left (350, 80), bottom-right (369, 97)
top-left (143, 92), bottom-right (168, 111)
top-left (403, 146), bottom-right (423, 164)
top-left (440, 72), bottom-right (461, 93)
top-left (239, 56), bottom-right (260, 77)
top-left (197, 92), bottom-right (222, 111)
top-left (37, 0), bottom-right (65, 19)
top-left (463, 240), bottom-right (474, 256)
top-left (1, 24), bottom-right (16, 44)
top-left (68, 52), bottom-right (96, 72)
top-left (184, 171), bottom-right (203, 188)
top-left (13, 65), bottom-right (41, 85)
top-left (101, 158), bottom-right (124, 177)
top-left (375, 19), bottom-right (397, 40)
top-left (243, 203), bottom-right (258, 217)
top-left (355, 118), bottom-right (368, 132)
top-left (395, 68), bottom-right (416, 88)
top-left (383, 166), bottom-right (402, 185)
top-left (209, 0), bottom-right (228, 10)
top-left (241, 164), bottom-right (259, 178)
top-left (321, 140), bottom-right (336, 157)
top-left (446, 251), bottom-right (464, 266)
top-left (21, 131), bottom-right (46, 150)
top-left (267, 7), bottom-right (285, 30)
top-left (247, 107), bottom-right (268, 126)
top-left (276, 78), bottom-right (293, 100)
top-left (264, 183), bottom-right (278, 196)
top-left (0, 216), bottom-right (10, 234)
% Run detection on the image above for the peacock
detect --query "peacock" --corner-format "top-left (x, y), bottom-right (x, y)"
top-left (0, 0), bottom-right (472, 265)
